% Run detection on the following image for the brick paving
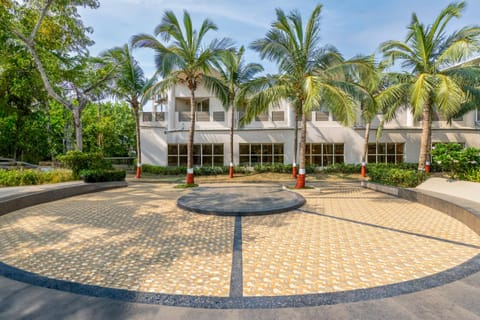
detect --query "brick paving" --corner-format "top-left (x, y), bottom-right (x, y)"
top-left (0, 181), bottom-right (479, 299)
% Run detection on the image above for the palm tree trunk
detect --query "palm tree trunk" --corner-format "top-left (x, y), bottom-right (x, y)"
top-left (229, 104), bottom-right (234, 178)
top-left (133, 101), bottom-right (142, 178)
top-left (361, 122), bottom-right (371, 177)
top-left (418, 101), bottom-right (432, 170)
top-left (292, 110), bottom-right (298, 178)
top-left (295, 105), bottom-right (307, 188)
top-left (186, 88), bottom-right (196, 184)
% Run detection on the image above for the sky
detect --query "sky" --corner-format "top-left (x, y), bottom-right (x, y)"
top-left (79, 0), bottom-right (480, 77)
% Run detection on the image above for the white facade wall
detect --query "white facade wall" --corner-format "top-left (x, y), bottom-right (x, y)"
top-left (140, 83), bottom-right (480, 166)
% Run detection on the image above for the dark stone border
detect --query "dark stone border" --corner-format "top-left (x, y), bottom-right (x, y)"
top-left (1, 180), bottom-right (480, 309)
top-left (177, 186), bottom-right (305, 216)
top-left (0, 181), bottom-right (128, 216)
top-left (1, 253), bottom-right (479, 309)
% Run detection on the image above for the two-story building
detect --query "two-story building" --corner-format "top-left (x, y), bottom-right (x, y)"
top-left (140, 83), bottom-right (480, 167)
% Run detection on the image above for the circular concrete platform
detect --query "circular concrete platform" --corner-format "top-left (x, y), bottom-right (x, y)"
top-left (176, 184), bottom-right (306, 215)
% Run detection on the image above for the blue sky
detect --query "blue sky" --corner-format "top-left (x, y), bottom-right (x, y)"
top-left (80, 0), bottom-right (480, 76)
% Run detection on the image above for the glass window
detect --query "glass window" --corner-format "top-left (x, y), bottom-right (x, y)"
top-left (367, 143), bottom-right (404, 164)
top-left (305, 143), bottom-right (344, 166)
top-left (238, 143), bottom-right (284, 166)
top-left (167, 144), bottom-right (224, 167)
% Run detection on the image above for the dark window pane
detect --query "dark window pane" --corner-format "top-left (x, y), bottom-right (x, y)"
top-left (193, 155), bottom-right (202, 166)
top-left (239, 156), bottom-right (250, 166)
top-left (263, 155), bottom-right (273, 164)
top-left (305, 156), bottom-right (312, 166)
top-left (168, 144), bottom-right (178, 155)
top-left (334, 156), bottom-right (344, 164)
top-left (323, 155), bottom-right (333, 166)
top-left (239, 144), bottom-right (250, 154)
top-left (305, 144), bottom-right (311, 154)
top-left (263, 144), bottom-right (273, 154)
top-left (213, 156), bottom-right (224, 166)
top-left (250, 155), bottom-right (261, 165)
top-left (378, 144), bottom-right (386, 154)
top-left (323, 144), bottom-right (333, 154)
top-left (312, 155), bottom-right (322, 165)
top-left (214, 144), bottom-right (223, 155)
top-left (179, 156), bottom-right (187, 166)
top-left (386, 155), bottom-right (396, 163)
top-left (311, 144), bottom-right (322, 154)
top-left (387, 144), bottom-right (395, 154)
top-left (367, 155), bottom-right (376, 163)
top-left (334, 144), bottom-right (344, 155)
top-left (378, 155), bottom-right (386, 163)
top-left (203, 144), bottom-right (212, 155)
top-left (179, 144), bottom-right (187, 155)
top-left (273, 144), bottom-right (283, 154)
top-left (193, 144), bottom-right (201, 155)
top-left (396, 143), bottom-right (404, 154)
top-left (168, 156), bottom-right (178, 166)
top-left (203, 155), bottom-right (212, 166)
top-left (251, 144), bottom-right (262, 155)
top-left (273, 155), bottom-right (284, 164)
top-left (368, 144), bottom-right (376, 154)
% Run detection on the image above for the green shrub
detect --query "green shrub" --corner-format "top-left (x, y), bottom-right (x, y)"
top-left (57, 151), bottom-right (112, 178)
top-left (368, 166), bottom-right (427, 188)
top-left (432, 143), bottom-right (480, 178)
top-left (0, 169), bottom-right (75, 187)
top-left (321, 163), bottom-right (362, 174)
top-left (253, 163), bottom-right (315, 174)
top-left (81, 169), bottom-right (126, 183)
top-left (460, 169), bottom-right (480, 183)
top-left (142, 164), bottom-right (186, 175)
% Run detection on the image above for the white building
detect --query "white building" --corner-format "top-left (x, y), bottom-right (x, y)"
top-left (140, 83), bottom-right (480, 167)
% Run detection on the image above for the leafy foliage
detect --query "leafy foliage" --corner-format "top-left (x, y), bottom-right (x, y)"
top-left (432, 143), bottom-right (480, 178)
top-left (368, 165), bottom-right (427, 188)
top-left (0, 169), bottom-right (75, 186)
top-left (81, 169), bottom-right (126, 183)
top-left (57, 151), bottom-right (112, 178)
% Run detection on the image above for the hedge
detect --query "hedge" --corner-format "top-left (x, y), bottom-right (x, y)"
top-left (81, 169), bottom-right (126, 183)
top-left (368, 166), bottom-right (427, 188)
top-left (0, 169), bottom-right (75, 187)
top-left (57, 151), bottom-right (113, 178)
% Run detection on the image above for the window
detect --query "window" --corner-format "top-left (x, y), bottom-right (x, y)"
top-left (305, 143), bottom-right (344, 167)
top-left (272, 111), bottom-right (285, 121)
top-left (367, 143), bottom-right (404, 164)
top-left (168, 144), bottom-right (224, 167)
top-left (315, 111), bottom-right (329, 121)
top-left (255, 113), bottom-right (269, 121)
top-left (213, 111), bottom-right (225, 122)
top-left (155, 112), bottom-right (165, 121)
top-left (142, 112), bottom-right (152, 122)
top-left (239, 143), bottom-right (284, 166)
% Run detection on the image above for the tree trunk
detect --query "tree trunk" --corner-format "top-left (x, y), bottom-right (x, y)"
top-left (72, 107), bottom-right (83, 151)
top-left (292, 110), bottom-right (299, 178)
top-left (186, 88), bottom-right (196, 184)
top-left (133, 101), bottom-right (142, 178)
top-left (229, 103), bottom-right (235, 178)
top-left (295, 104), bottom-right (307, 188)
top-left (362, 122), bottom-right (371, 163)
top-left (418, 101), bottom-right (432, 170)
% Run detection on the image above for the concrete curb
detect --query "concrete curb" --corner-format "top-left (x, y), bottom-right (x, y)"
top-left (0, 181), bottom-right (128, 216)
top-left (361, 181), bottom-right (480, 236)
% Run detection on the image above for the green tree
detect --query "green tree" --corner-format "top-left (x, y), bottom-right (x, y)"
top-left (248, 5), bottom-right (368, 188)
top-left (102, 44), bottom-right (155, 178)
top-left (132, 10), bottom-right (233, 184)
top-left (206, 46), bottom-right (263, 177)
top-left (381, 2), bottom-right (480, 170)
top-left (1, 0), bottom-right (114, 151)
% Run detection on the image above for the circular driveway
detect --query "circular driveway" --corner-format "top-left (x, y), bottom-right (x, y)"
top-left (0, 181), bottom-right (479, 308)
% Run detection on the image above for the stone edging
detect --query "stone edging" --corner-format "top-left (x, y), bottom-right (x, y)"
top-left (0, 181), bottom-right (128, 216)
top-left (361, 181), bottom-right (480, 236)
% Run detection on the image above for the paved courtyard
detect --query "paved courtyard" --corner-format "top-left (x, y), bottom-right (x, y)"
top-left (0, 181), bottom-right (479, 308)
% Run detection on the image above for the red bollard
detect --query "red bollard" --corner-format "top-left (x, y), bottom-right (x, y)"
top-left (295, 169), bottom-right (306, 188)
top-left (292, 163), bottom-right (297, 178)
top-left (425, 161), bottom-right (431, 174)
top-left (361, 162), bottom-right (366, 177)
top-left (229, 163), bottom-right (234, 178)
top-left (135, 163), bottom-right (141, 179)
top-left (186, 168), bottom-right (195, 184)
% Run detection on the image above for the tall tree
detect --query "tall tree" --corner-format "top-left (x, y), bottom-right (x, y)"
top-left (102, 44), bottom-right (155, 178)
top-left (381, 2), bottom-right (480, 170)
top-left (205, 46), bottom-right (263, 178)
top-left (1, 0), bottom-right (113, 151)
top-left (249, 5), bottom-right (368, 188)
top-left (132, 10), bottom-right (233, 185)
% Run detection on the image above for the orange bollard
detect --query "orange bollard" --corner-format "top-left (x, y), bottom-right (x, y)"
top-left (229, 163), bottom-right (234, 178)
top-left (361, 162), bottom-right (366, 177)
top-left (186, 168), bottom-right (195, 184)
top-left (135, 163), bottom-right (141, 179)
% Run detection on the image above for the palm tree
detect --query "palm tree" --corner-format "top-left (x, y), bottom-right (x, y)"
top-left (205, 46), bottom-right (263, 178)
top-left (355, 59), bottom-right (409, 175)
top-left (102, 43), bottom-right (155, 178)
top-left (249, 5), bottom-right (368, 188)
top-left (381, 2), bottom-right (480, 171)
top-left (132, 10), bottom-right (233, 185)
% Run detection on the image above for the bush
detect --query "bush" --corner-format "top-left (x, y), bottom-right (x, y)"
top-left (81, 169), bottom-right (126, 183)
top-left (460, 169), bottom-right (480, 183)
top-left (0, 169), bottom-right (75, 187)
top-left (57, 151), bottom-right (112, 178)
top-left (142, 164), bottom-right (186, 175)
top-left (321, 163), bottom-right (362, 174)
top-left (368, 166), bottom-right (427, 188)
top-left (432, 143), bottom-right (480, 178)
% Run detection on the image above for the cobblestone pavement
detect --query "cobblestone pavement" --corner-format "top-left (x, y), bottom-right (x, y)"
top-left (0, 181), bottom-right (479, 298)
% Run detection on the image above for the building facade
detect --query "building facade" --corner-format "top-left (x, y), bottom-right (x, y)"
top-left (140, 83), bottom-right (480, 167)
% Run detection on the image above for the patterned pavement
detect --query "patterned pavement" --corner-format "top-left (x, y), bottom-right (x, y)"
top-left (0, 181), bottom-right (479, 299)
